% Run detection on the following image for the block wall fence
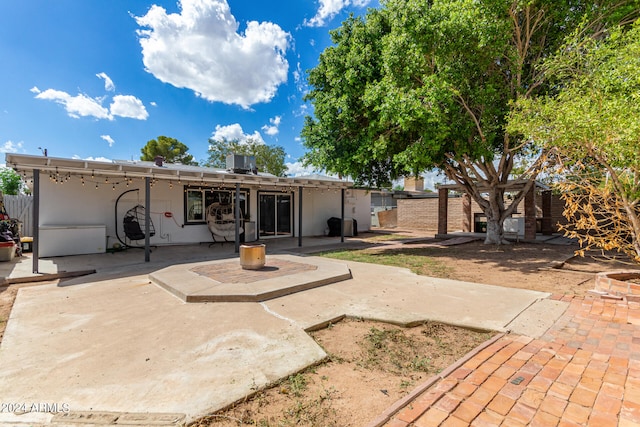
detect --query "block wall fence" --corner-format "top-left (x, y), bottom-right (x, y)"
top-left (397, 193), bottom-right (568, 232)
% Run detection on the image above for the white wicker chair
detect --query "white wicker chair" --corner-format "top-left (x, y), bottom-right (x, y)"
top-left (206, 203), bottom-right (243, 244)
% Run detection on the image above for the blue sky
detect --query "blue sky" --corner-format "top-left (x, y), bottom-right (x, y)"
top-left (0, 0), bottom-right (380, 175)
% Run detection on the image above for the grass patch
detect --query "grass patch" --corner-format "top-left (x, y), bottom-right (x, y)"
top-left (360, 326), bottom-right (434, 376)
top-left (284, 373), bottom-right (307, 397)
top-left (317, 248), bottom-right (452, 278)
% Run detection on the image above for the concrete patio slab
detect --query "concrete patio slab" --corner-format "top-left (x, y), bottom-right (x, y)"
top-left (505, 297), bottom-right (570, 338)
top-left (263, 260), bottom-right (551, 333)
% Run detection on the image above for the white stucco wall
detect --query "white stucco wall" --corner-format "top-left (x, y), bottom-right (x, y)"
top-left (299, 188), bottom-right (371, 236)
top-left (39, 178), bottom-right (210, 249)
top-left (347, 189), bottom-right (372, 234)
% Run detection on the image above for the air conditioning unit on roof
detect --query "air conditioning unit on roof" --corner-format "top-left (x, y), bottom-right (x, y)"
top-left (226, 154), bottom-right (256, 174)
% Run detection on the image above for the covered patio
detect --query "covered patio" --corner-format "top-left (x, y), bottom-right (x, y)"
top-left (4, 154), bottom-right (371, 273)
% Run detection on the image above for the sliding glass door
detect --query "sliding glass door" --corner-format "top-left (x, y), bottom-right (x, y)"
top-left (259, 193), bottom-right (292, 238)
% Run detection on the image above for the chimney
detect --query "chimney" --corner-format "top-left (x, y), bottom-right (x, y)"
top-left (154, 156), bottom-right (164, 167)
top-left (404, 176), bottom-right (424, 192)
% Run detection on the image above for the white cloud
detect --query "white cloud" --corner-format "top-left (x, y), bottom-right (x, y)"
top-left (294, 103), bottom-right (309, 117)
top-left (34, 88), bottom-right (148, 121)
top-left (71, 155), bottom-right (112, 163)
top-left (420, 170), bottom-right (447, 192)
top-left (110, 95), bottom-right (149, 120)
top-left (150, 101), bottom-right (157, 107)
top-left (304, 0), bottom-right (371, 27)
top-left (30, 86), bottom-right (40, 94)
top-left (135, 0), bottom-right (290, 109)
top-left (96, 72), bottom-right (115, 91)
top-left (261, 115), bottom-right (281, 136)
top-left (100, 135), bottom-right (115, 147)
top-left (35, 89), bottom-right (111, 120)
top-left (293, 62), bottom-right (305, 92)
top-left (210, 123), bottom-right (264, 144)
top-left (0, 140), bottom-right (24, 154)
top-left (285, 161), bottom-right (321, 177)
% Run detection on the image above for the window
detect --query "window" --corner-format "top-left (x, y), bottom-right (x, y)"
top-left (184, 186), bottom-right (249, 224)
top-left (186, 189), bottom-right (204, 221)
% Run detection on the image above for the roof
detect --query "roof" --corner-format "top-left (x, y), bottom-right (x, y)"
top-left (5, 154), bottom-right (353, 189)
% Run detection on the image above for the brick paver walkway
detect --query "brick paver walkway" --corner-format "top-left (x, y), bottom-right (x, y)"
top-left (380, 295), bottom-right (640, 426)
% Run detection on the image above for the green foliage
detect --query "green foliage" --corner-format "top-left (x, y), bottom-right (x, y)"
top-left (0, 168), bottom-right (23, 195)
top-left (302, 0), bottom-right (638, 243)
top-left (286, 374), bottom-right (308, 398)
top-left (204, 137), bottom-right (288, 177)
top-left (509, 22), bottom-right (640, 262)
top-left (140, 136), bottom-right (198, 165)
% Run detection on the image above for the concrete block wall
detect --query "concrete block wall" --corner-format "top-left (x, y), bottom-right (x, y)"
top-left (398, 197), bottom-right (483, 231)
top-left (398, 193), bottom-right (567, 232)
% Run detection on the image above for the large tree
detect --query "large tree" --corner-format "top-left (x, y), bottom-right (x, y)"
top-left (302, 0), bottom-right (638, 244)
top-left (0, 168), bottom-right (24, 195)
top-left (204, 137), bottom-right (288, 177)
top-left (140, 136), bottom-right (198, 165)
top-left (510, 22), bottom-right (640, 262)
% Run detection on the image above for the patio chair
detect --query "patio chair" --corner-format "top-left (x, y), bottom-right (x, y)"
top-left (206, 203), bottom-right (243, 245)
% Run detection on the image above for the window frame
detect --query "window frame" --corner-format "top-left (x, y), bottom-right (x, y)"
top-left (183, 185), bottom-right (250, 225)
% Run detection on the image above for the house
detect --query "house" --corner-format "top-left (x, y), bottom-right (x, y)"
top-left (4, 154), bottom-right (370, 268)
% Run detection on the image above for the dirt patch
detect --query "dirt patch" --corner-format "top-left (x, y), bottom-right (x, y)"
top-left (0, 285), bottom-right (18, 343)
top-left (190, 319), bottom-right (491, 427)
top-left (348, 233), bottom-right (634, 297)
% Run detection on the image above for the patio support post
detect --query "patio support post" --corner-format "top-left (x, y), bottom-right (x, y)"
top-left (298, 186), bottom-right (303, 247)
top-left (462, 193), bottom-right (472, 232)
top-left (341, 188), bottom-right (345, 243)
top-left (541, 190), bottom-right (553, 235)
top-left (524, 185), bottom-right (536, 240)
top-left (32, 169), bottom-right (40, 274)
top-left (145, 177), bottom-right (151, 262)
top-left (235, 183), bottom-right (240, 253)
top-left (437, 187), bottom-right (448, 236)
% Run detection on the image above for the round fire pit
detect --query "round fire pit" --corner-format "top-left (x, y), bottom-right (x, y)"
top-left (240, 243), bottom-right (266, 270)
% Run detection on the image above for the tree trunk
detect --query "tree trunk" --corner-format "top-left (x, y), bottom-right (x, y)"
top-left (484, 212), bottom-right (505, 245)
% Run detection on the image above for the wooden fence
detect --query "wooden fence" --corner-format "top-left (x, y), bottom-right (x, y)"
top-left (3, 194), bottom-right (33, 236)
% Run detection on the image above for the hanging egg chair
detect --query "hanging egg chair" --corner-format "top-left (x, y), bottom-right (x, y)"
top-left (123, 204), bottom-right (155, 242)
